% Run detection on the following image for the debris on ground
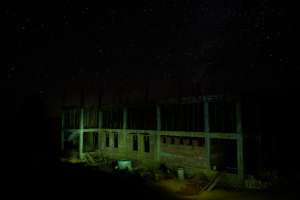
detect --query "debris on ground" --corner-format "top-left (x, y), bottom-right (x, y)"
top-left (285, 165), bottom-right (300, 184)
top-left (245, 166), bottom-right (300, 189)
top-left (189, 172), bottom-right (209, 187)
top-left (245, 175), bottom-right (272, 189)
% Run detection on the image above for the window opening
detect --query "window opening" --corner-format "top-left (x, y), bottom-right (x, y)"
top-left (199, 138), bottom-right (204, 146)
top-left (144, 136), bottom-right (149, 152)
top-left (133, 134), bottom-right (138, 151)
top-left (94, 133), bottom-right (98, 150)
top-left (114, 134), bottom-right (118, 148)
top-left (105, 133), bottom-right (109, 147)
top-left (162, 136), bottom-right (166, 143)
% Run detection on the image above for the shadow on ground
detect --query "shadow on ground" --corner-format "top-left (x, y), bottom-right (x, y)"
top-left (9, 155), bottom-right (183, 200)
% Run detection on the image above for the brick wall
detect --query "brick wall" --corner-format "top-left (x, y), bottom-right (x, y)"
top-left (160, 140), bottom-right (206, 169)
top-left (100, 133), bottom-right (157, 162)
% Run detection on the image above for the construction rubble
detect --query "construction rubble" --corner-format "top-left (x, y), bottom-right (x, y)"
top-left (245, 165), bottom-right (300, 189)
top-left (58, 149), bottom-right (300, 190)
top-left (189, 172), bottom-right (209, 187)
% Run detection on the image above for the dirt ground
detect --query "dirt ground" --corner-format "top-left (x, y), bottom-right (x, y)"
top-left (95, 165), bottom-right (298, 200)
top-left (25, 153), bottom-right (298, 200)
top-left (145, 173), bottom-right (298, 200)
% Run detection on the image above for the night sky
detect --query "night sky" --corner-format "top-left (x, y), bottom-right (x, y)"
top-left (2, 0), bottom-right (299, 118)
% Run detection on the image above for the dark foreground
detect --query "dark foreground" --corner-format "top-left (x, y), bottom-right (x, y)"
top-left (6, 154), bottom-right (299, 200)
top-left (8, 155), bottom-right (183, 200)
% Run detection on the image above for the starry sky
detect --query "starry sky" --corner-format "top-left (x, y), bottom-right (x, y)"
top-left (1, 0), bottom-right (299, 118)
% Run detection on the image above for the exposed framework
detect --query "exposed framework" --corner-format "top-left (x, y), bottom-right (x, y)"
top-left (62, 94), bottom-right (258, 133)
top-left (61, 92), bottom-right (264, 185)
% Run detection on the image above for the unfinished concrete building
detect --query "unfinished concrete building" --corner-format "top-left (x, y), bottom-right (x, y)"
top-left (61, 87), bottom-right (270, 185)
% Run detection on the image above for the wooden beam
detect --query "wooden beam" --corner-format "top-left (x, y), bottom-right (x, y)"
top-left (85, 152), bottom-right (95, 163)
top-left (236, 98), bottom-right (244, 185)
top-left (207, 169), bottom-right (229, 192)
top-left (123, 108), bottom-right (128, 159)
top-left (61, 111), bottom-right (65, 151)
top-left (79, 108), bottom-right (84, 160)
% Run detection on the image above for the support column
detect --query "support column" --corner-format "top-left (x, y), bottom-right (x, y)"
top-left (123, 108), bottom-right (128, 159)
top-left (236, 98), bottom-right (244, 185)
top-left (256, 100), bottom-right (262, 169)
top-left (79, 108), bottom-right (84, 160)
top-left (204, 101), bottom-right (211, 177)
top-left (98, 109), bottom-right (102, 158)
top-left (157, 105), bottom-right (161, 164)
top-left (61, 111), bottom-right (65, 151)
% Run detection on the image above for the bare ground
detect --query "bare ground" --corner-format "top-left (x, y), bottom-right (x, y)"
top-left (14, 154), bottom-right (298, 200)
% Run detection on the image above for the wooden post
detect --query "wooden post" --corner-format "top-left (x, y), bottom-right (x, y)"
top-left (236, 98), bottom-right (244, 185)
top-left (172, 105), bottom-right (175, 131)
top-left (134, 107), bottom-right (136, 129)
top-left (197, 103), bottom-right (200, 131)
top-left (62, 89), bottom-right (66, 109)
top-left (270, 103), bottom-right (276, 165)
top-left (178, 78), bottom-right (182, 104)
top-left (123, 108), bottom-right (127, 159)
top-left (204, 101), bottom-right (211, 178)
top-left (98, 109), bottom-right (102, 158)
top-left (119, 84), bottom-right (122, 104)
top-left (187, 103), bottom-right (189, 131)
top-left (80, 83), bottom-right (84, 106)
top-left (157, 105), bottom-right (162, 131)
top-left (157, 105), bottom-right (161, 164)
top-left (181, 104), bottom-right (183, 130)
top-left (256, 100), bottom-right (262, 169)
top-left (61, 111), bottom-right (65, 151)
top-left (145, 84), bottom-right (149, 102)
top-left (192, 103), bottom-right (195, 131)
top-left (79, 108), bottom-right (84, 160)
top-left (176, 104), bottom-right (178, 131)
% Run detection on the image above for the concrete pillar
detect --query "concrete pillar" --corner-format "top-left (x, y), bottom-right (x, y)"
top-left (204, 101), bottom-right (211, 177)
top-left (256, 100), bottom-right (262, 169)
top-left (123, 108), bottom-right (127, 159)
top-left (98, 109), bottom-right (102, 158)
top-left (79, 108), bottom-right (84, 160)
top-left (236, 98), bottom-right (244, 185)
top-left (61, 111), bottom-right (65, 151)
top-left (157, 106), bottom-right (161, 164)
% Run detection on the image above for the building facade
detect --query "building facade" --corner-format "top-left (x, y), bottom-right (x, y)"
top-left (61, 92), bottom-right (266, 185)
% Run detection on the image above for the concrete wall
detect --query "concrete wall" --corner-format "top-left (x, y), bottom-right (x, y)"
top-left (98, 132), bottom-right (235, 182)
top-left (99, 132), bottom-right (124, 160)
